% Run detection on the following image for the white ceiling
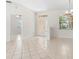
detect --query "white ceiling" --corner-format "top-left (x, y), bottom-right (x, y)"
top-left (9, 0), bottom-right (73, 12)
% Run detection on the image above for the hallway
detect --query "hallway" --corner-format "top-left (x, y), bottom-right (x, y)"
top-left (7, 36), bottom-right (73, 59)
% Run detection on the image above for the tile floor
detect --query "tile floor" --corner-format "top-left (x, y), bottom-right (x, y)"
top-left (6, 36), bottom-right (73, 59)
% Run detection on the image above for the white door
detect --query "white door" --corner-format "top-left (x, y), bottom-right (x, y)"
top-left (37, 15), bottom-right (50, 39)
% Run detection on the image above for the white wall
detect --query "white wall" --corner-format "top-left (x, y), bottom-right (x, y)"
top-left (37, 10), bottom-right (73, 39)
top-left (6, 3), bottom-right (16, 42)
top-left (6, 3), bottom-right (35, 42)
top-left (6, 3), bottom-right (11, 42)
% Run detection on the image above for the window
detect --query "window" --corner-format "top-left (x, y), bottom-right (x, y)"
top-left (59, 14), bottom-right (73, 30)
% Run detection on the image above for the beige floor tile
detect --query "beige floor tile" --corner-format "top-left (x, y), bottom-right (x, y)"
top-left (6, 36), bottom-right (73, 59)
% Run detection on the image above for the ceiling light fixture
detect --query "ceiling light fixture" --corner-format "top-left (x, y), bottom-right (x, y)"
top-left (6, 0), bottom-right (12, 3)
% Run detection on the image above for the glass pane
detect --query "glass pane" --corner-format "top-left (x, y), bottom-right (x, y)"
top-left (59, 14), bottom-right (73, 30)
